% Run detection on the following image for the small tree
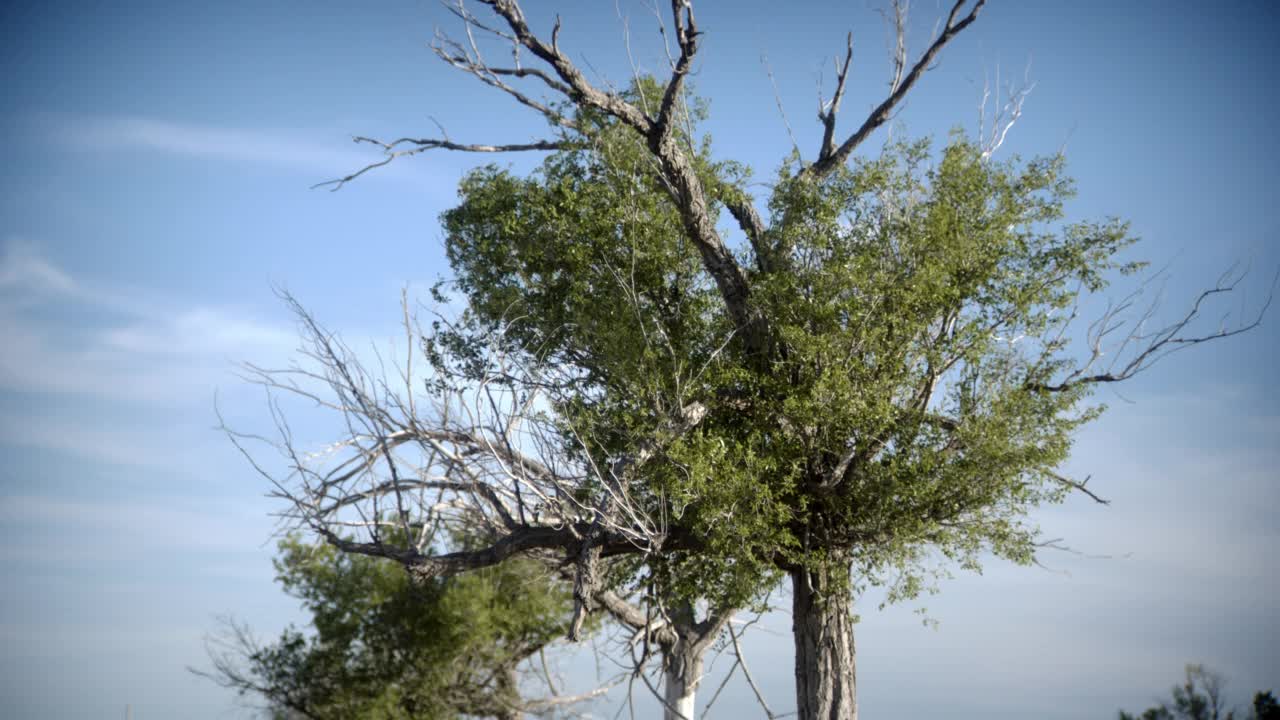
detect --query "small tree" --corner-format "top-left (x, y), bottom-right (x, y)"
top-left (231, 295), bottom-right (740, 718)
top-left (197, 535), bottom-right (605, 719)
top-left (1119, 665), bottom-right (1278, 720)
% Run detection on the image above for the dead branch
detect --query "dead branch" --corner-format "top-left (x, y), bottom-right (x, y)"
top-left (808, 0), bottom-right (986, 178)
top-left (729, 618), bottom-right (782, 720)
top-left (978, 60), bottom-right (1035, 159)
top-left (232, 291), bottom-right (720, 654)
top-left (1031, 267), bottom-right (1276, 393)
top-left (1046, 471), bottom-right (1109, 505)
top-left (817, 32), bottom-right (855, 163)
top-left (315, 135), bottom-right (570, 191)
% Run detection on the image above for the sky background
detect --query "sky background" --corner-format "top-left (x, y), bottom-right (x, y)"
top-left (1, 1), bottom-right (1277, 718)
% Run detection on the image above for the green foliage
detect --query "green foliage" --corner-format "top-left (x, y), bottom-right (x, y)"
top-left (235, 535), bottom-right (571, 720)
top-left (436, 78), bottom-right (1142, 610)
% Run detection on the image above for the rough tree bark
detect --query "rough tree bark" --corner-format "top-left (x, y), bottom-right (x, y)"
top-left (791, 554), bottom-right (857, 720)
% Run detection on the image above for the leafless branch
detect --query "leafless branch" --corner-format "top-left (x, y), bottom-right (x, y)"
top-left (1046, 471), bottom-right (1109, 505)
top-left (231, 291), bottom-right (721, 651)
top-left (817, 32), bottom-right (854, 163)
top-left (883, 0), bottom-right (908, 95)
top-left (729, 618), bottom-right (782, 720)
top-left (315, 135), bottom-right (569, 191)
top-left (978, 59), bottom-right (1035, 159)
top-left (762, 53), bottom-right (802, 159)
top-left (808, 0), bottom-right (986, 178)
top-left (1031, 266), bottom-right (1276, 393)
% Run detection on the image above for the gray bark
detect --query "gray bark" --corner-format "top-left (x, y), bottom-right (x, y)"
top-left (662, 655), bottom-right (701, 720)
top-left (791, 560), bottom-right (857, 720)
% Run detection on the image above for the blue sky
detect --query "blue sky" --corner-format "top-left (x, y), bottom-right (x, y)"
top-left (1, 1), bottom-right (1277, 718)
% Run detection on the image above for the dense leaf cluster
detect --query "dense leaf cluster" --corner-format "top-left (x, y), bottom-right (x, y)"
top-left (437, 81), bottom-right (1137, 610)
top-left (236, 536), bottom-right (570, 720)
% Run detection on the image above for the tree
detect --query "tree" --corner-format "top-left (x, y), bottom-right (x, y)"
top-left (196, 534), bottom-right (607, 719)
top-left (235, 294), bottom-right (740, 719)
top-left (247, 3), bottom-right (1269, 719)
top-left (1252, 691), bottom-right (1280, 720)
top-left (1119, 665), bottom-right (1278, 720)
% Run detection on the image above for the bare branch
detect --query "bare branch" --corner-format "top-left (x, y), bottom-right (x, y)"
top-left (978, 59), bottom-right (1035, 160)
top-left (762, 53), bottom-right (802, 159)
top-left (653, 0), bottom-right (701, 142)
top-left (520, 678), bottom-right (624, 714)
top-left (884, 0), bottom-right (908, 95)
top-left (817, 32), bottom-right (854, 163)
top-left (1046, 471), bottom-right (1109, 505)
top-left (315, 135), bottom-right (569, 191)
top-left (438, 0), bottom-right (766, 358)
top-left (475, 0), bottom-right (653, 132)
top-left (1031, 267), bottom-right (1276, 393)
top-left (808, 0), bottom-right (986, 178)
top-left (729, 620), bottom-right (781, 720)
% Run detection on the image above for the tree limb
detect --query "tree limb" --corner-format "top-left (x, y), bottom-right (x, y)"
top-left (314, 134), bottom-right (568, 191)
top-left (807, 0), bottom-right (986, 178)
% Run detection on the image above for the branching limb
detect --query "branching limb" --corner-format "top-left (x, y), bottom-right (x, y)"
top-left (1046, 471), bottom-right (1109, 505)
top-left (729, 619), bottom-right (783, 720)
top-left (883, 0), bottom-right (908, 95)
top-left (436, 0), bottom-right (766, 355)
top-left (520, 677), bottom-right (625, 714)
top-left (653, 0), bottom-right (700, 142)
top-left (235, 293), bottom-right (721, 646)
top-left (1031, 267), bottom-right (1276, 393)
top-left (978, 59), bottom-right (1035, 159)
top-left (473, 0), bottom-right (653, 132)
top-left (808, 0), bottom-right (986, 178)
top-left (817, 32), bottom-right (854, 162)
top-left (315, 135), bottom-right (569, 191)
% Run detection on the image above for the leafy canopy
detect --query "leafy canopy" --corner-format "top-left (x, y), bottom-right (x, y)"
top-left (232, 535), bottom-right (571, 720)
top-left (437, 81), bottom-right (1135, 609)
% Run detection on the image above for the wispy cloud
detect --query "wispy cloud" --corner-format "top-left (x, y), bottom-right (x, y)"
top-left (0, 239), bottom-right (295, 468)
top-left (0, 494), bottom-right (272, 555)
top-left (47, 113), bottom-right (424, 183)
top-left (0, 239), bottom-right (79, 298)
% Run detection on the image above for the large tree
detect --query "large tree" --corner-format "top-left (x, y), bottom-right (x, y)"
top-left (248, 3), bottom-right (1267, 719)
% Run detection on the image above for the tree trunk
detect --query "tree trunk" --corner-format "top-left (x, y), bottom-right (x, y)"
top-left (662, 602), bottom-right (704, 720)
top-left (495, 665), bottom-right (524, 720)
top-left (791, 558), bottom-right (857, 720)
top-left (662, 643), bottom-right (702, 720)
top-left (663, 663), bottom-right (699, 720)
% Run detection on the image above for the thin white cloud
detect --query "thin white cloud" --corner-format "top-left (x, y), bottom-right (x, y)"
top-left (99, 307), bottom-right (296, 358)
top-left (0, 239), bottom-right (294, 406)
top-left (55, 113), bottom-right (426, 183)
top-left (0, 494), bottom-right (272, 555)
top-left (0, 239), bottom-right (79, 297)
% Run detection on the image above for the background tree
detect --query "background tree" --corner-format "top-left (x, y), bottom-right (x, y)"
top-left (1252, 691), bottom-right (1280, 720)
top-left (244, 2), bottom-right (1270, 719)
top-left (1119, 665), bottom-right (1278, 720)
top-left (197, 534), bottom-right (607, 720)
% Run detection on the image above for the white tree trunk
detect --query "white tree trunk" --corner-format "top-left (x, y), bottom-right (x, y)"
top-left (663, 665), bottom-right (698, 720)
top-left (662, 638), bottom-right (703, 720)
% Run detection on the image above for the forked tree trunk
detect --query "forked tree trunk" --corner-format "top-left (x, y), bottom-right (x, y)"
top-left (791, 556), bottom-right (857, 720)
